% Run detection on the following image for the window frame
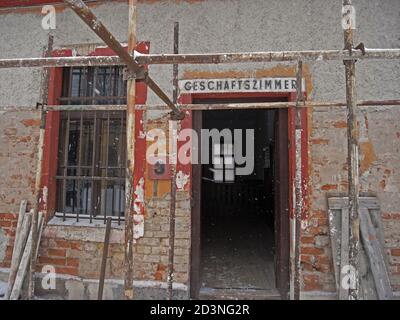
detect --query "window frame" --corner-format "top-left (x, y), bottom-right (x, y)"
top-left (40, 43), bottom-right (149, 223)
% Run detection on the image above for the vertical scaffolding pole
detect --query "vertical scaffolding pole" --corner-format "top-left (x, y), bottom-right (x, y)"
top-left (124, 0), bottom-right (137, 300)
top-left (167, 22), bottom-right (180, 300)
top-left (343, 0), bottom-right (360, 300)
top-left (28, 33), bottom-right (54, 300)
top-left (293, 60), bottom-right (303, 300)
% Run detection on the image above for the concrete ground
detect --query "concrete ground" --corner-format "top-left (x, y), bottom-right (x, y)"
top-left (201, 216), bottom-right (276, 291)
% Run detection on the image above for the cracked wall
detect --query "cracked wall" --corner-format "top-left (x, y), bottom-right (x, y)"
top-left (0, 0), bottom-right (399, 298)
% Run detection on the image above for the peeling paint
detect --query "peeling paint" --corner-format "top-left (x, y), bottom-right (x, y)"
top-left (175, 171), bottom-right (189, 191)
top-left (134, 177), bottom-right (145, 214)
top-left (133, 214), bottom-right (144, 239)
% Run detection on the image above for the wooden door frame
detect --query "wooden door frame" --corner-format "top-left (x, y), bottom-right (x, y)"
top-left (184, 91), bottom-right (308, 299)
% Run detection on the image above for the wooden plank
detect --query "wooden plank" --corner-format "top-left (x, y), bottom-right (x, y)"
top-left (9, 212), bottom-right (43, 300)
top-left (98, 217), bottom-right (112, 300)
top-left (360, 208), bottom-right (393, 300)
top-left (339, 207), bottom-right (350, 299)
top-left (328, 197), bottom-right (380, 210)
top-left (29, 33), bottom-right (53, 300)
top-left (167, 21), bottom-right (180, 301)
top-left (124, 0), bottom-right (137, 301)
top-left (5, 203), bottom-right (28, 300)
top-left (328, 207), bottom-right (341, 294)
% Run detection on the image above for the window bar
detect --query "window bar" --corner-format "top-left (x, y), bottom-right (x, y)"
top-left (91, 67), bottom-right (97, 100)
top-left (104, 112), bottom-right (110, 224)
top-left (118, 111), bottom-right (124, 225)
top-left (110, 66), bottom-right (115, 104)
top-left (76, 110), bottom-right (84, 222)
top-left (67, 67), bottom-right (74, 105)
top-left (90, 111), bottom-right (98, 223)
top-left (62, 111), bottom-right (71, 221)
top-left (85, 117), bottom-right (91, 217)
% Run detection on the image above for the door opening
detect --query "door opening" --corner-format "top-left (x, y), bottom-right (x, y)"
top-left (191, 96), bottom-right (290, 300)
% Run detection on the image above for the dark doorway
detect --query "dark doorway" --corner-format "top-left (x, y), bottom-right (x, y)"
top-left (191, 99), bottom-right (290, 300)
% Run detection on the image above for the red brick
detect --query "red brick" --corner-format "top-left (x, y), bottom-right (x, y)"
top-left (0, 213), bottom-right (17, 220)
top-left (321, 184), bottom-right (338, 191)
top-left (0, 220), bottom-right (12, 227)
top-left (301, 236), bottom-right (314, 244)
top-left (70, 242), bottom-right (81, 250)
top-left (391, 249), bottom-right (400, 256)
top-left (47, 248), bottom-right (66, 257)
top-left (332, 120), bottom-right (347, 128)
top-left (382, 213), bottom-right (400, 220)
top-left (306, 226), bottom-right (328, 236)
top-left (154, 271), bottom-right (163, 281)
top-left (301, 247), bottom-right (325, 255)
top-left (303, 274), bottom-right (322, 291)
top-left (54, 239), bottom-right (69, 248)
top-left (157, 263), bottom-right (167, 271)
top-left (38, 256), bottom-right (66, 266)
top-left (55, 267), bottom-right (79, 277)
top-left (66, 258), bottom-right (79, 267)
top-left (311, 210), bottom-right (327, 219)
top-left (311, 138), bottom-right (329, 145)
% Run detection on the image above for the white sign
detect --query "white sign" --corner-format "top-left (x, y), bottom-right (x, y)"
top-left (179, 77), bottom-right (306, 94)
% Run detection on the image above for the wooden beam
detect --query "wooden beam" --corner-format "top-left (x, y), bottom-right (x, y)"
top-left (293, 61), bottom-right (303, 300)
top-left (98, 217), bottom-right (112, 300)
top-left (359, 208), bottom-right (393, 300)
top-left (343, 0), bottom-right (360, 300)
top-left (28, 34), bottom-right (53, 300)
top-left (10, 212), bottom-right (43, 300)
top-left (167, 21), bottom-right (179, 301)
top-left (124, 0), bottom-right (136, 301)
top-left (5, 202), bottom-right (28, 300)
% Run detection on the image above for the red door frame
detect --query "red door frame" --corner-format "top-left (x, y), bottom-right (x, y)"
top-left (40, 42), bottom-right (149, 217)
top-left (182, 91), bottom-right (309, 298)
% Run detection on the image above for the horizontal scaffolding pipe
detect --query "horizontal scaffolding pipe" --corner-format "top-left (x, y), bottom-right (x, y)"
top-left (0, 48), bottom-right (399, 69)
top-left (1, 100), bottom-right (400, 112)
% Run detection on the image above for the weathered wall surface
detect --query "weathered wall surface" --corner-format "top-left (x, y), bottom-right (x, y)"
top-left (0, 0), bottom-right (399, 299)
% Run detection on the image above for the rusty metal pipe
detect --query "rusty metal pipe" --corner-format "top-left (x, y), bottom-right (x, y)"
top-left (1, 99), bottom-right (400, 112)
top-left (63, 0), bottom-right (184, 119)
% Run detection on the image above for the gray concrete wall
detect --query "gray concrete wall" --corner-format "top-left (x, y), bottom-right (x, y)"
top-left (0, 0), bottom-right (399, 297)
top-left (0, 0), bottom-right (398, 106)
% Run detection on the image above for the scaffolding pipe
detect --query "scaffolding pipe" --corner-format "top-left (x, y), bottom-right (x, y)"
top-left (124, 0), bottom-right (136, 300)
top-left (1, 99), bottom-right (400, 112)
top-left (293, 61), bottom-right (303, 300)
top-left (343, 0), bottom-right (360, 300)
top-left (167, 22), bottom-right (179, 300)
top-left (0, 48), bottom-right (399, 69)
top-left (63, 0), bottom-right (184, 119)
top-left (28, 34), bottom-right (53, 300)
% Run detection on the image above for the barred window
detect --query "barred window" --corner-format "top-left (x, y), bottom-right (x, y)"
top-left (211, 143), bottom-right (235, 183)
top-left (56, 66), bottom-right (127, 224)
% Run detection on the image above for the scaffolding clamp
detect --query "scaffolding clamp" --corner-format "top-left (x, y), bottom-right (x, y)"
top-left (122, 66), bottom-right (147, 81)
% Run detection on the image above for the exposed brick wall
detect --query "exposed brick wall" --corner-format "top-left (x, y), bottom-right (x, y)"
top-left (0, 213), bottom-right (18, 268)
top-left (0, 110), bottom-right (40, 267)
top-left (137, 192), bottom-right (191, 284)
top-left (303, 108), bottom-right (400, 293)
